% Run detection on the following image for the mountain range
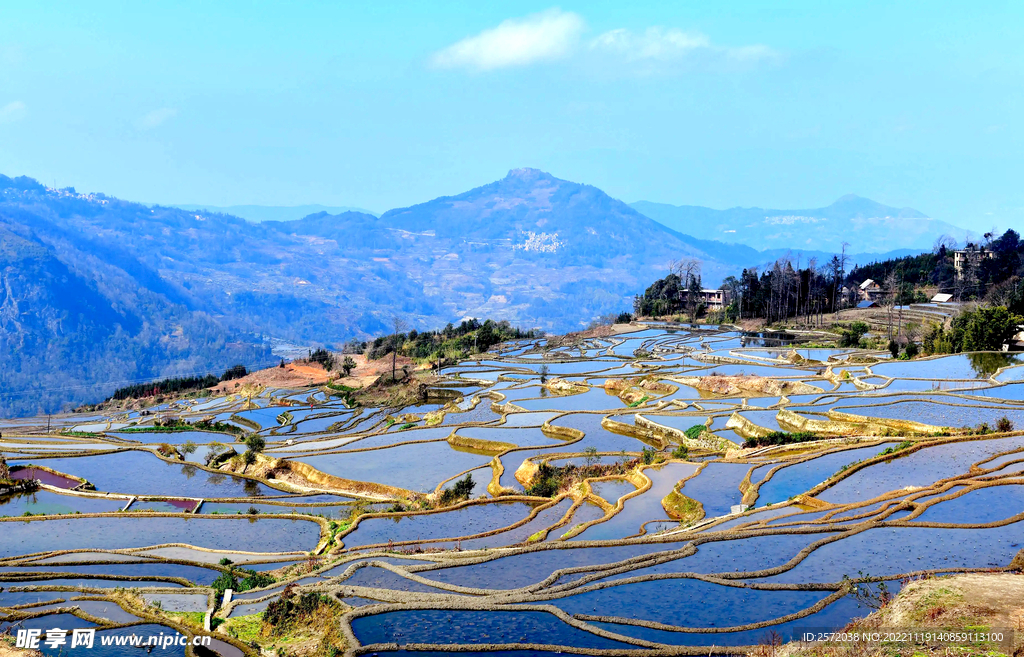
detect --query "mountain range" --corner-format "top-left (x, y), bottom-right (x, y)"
top-left (631, 195), bottom-right (973, 253)
top-left (172, 203), bottom-right (378, 222)
top-left (1, 168), bottom-right (954, 416)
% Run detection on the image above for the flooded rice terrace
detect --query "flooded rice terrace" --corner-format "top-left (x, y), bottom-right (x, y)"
top-left (2, 323), bottom-right (1024, 655)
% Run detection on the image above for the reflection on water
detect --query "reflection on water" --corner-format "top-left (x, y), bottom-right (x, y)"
top-left (968, 351), bottom-right (1022, 377)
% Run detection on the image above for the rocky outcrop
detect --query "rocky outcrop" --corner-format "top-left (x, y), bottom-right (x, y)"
top-left (675, 375), bottom-right (822, 397)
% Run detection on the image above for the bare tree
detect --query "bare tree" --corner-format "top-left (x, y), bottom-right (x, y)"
top-left (882, 270), bottom-right (899, 340)
top-left (672, 259), bottom-right (703, 322)
top-left (933, 234), bottom-right (958, 253)
top-left (391, 315), bottom-right (408, 382)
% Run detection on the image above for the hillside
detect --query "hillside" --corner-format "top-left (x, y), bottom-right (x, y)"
top-left (173, 203), bottom-right (377, 222)
top-left (0, 181), bottom-right (272, 416)
top-left (0, 169), bottom-right (929, 416)
top-left (632, 195), bottom-right (972, 253)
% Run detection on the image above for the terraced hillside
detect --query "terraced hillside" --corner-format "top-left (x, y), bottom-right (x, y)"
top-left (3, 323), bottom-right (1024, 656)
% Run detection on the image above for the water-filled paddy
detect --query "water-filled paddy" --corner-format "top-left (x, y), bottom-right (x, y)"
top-left (755, 443), bottom-right (899, 506)
top-left (819, 436), bottom-right (1024, 503)
top-left (0, 489), bottom-right (126, 516)
top-left (8, 324), bottom-right (1024, 653)
top-left (678, 462), bottom-right (749, 518)
top-left (352, 609), bottom-right (634, 649)
top-left (342, 501), bottom-right (536, 548)
top-left (10, 451), bottom-right (280, 498)
top-left (576, 463), bottom-right (697, 540)
top-left (0, 516), bottom-right (320, 558)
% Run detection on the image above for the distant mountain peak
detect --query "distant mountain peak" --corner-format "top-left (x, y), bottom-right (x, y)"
top-left (504, 167), bottom-right (552, 182)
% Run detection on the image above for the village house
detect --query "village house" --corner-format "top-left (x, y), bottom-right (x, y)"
top-left (953, 248), bottom-right (995, 276)
top-left (677, 288), bottom-right (732, 311)
top-left (857, 279), bottom-right (884, 301)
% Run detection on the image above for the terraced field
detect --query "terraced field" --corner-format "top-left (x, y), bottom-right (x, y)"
top-left (2, 323), bottom-right (1023, 656)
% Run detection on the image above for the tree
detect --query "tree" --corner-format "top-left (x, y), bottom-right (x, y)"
top-left (181, 441), bottom-right (197, 457)
top-left (583, 446), bottom-right (599, 467)
top-left (957, 306), bottom-right (1023, 351)
top-left (205, 442), bottom-right (228, 466)
top-left (390, 316), bottom-right (408, 382)
top-left (244, 434), bottom-right (266, 454)
top-left (242, 435), bottom-right (266, 474)
top-left (839, 321), bottom-right (870, 347)
top-left (671, 258), bottom-right (703, 322)
top-left (341, 356), bottom-right (356, 377)
top-left (882, 270), bottom-right (899, 340)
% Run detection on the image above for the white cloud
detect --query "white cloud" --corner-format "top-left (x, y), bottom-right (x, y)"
top-left (136, 107), bottom-right (178, 130)
top-left (430, 8), bottom-right (585, 71)
top-left (0, 100), bottom-right (26, 124)
top-left (592, 28), bottom-right (710, 61)
top-left (591, 26), bottom-right (778, 68)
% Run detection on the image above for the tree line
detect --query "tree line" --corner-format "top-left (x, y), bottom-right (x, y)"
top-left (109, 365), bottom-right (247, 401)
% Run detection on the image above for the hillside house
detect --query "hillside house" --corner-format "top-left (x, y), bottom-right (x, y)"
top-left (677, 288), bottom-right (732, 311)
top-left (953, 248), bottom-right (995, 277)
top-left (857, 279), bottom-right (884, 301)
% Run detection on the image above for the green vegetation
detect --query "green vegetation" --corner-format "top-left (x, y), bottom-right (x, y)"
top-left (525, 457), bottom-right (646, 498)
top-left (307, 348), bottom-right (335, 371)
top-left (878, 440), bottom-right (914, 457)
top-left (365, 318), bottom-right (539, 367)
top-left (743, 430), bottom-right (819, 448)
top-left (212, 566), bottom-right (276, 599)
top-left (838, 321), bottom-right (870, 347)
top-left (437, 473), bottom-right (476, 506)
top-left (671, 444), bottom-right (689, 460)
top-left (110, 364), bottom-right (250, 401)
top-left (683, 424), bottom-right (706, 440)
top-left (924, 306), bottom-right (1024, 354)
top-left (121, 417), bottom-right (242, 435)
top-left (242, 434), bottom-right (266, 471)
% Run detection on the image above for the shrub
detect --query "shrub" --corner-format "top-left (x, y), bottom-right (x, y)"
top-left (671, 444), bottom-right (689, 460)
top-left (438, 473), bottom-right (475, 506)
top-left (220, 364), bottom-right (247, 381)
top-left (839, 322), bottom-right (870, 347)
top-left (641, 446), bottom-right (656, 465)
top-left (743, 430), bottom-right (818, 448)
top-left (878, 440), bottom-right (913, 457)
top-left (263, 592), bottom-right (335, 629)
top-left (887, 340), bottom-right (899, 358)
top-left (239, 570), bottom-right (274, 591)
top-left (996, 416), bottom-right (1014, 432)
top-left (244, 435), bottom-right (266, 453)
top-left (683, 425), bottom-right (705, 440)
top-left (308, 348), bottom-right (335, 371)
top-left (904, 341), bottom-right (919, 358)
top-left (211, 570), bottom-right (239, 597)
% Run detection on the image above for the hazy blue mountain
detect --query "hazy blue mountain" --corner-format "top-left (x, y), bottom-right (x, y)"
top-left (631, 195), bottom-right (973, 253)
top-left (263, 168), bottom-right (729, 331)
top-left (0, 169), bottom-right (938, 416)
top-left (0, 180), bottom-right (273, 416)
top-left (172, 203), bottom-right (378, 222)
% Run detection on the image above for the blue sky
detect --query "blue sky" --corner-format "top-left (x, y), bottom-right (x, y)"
top-left (1, 1), bottom-right (1022, 230)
